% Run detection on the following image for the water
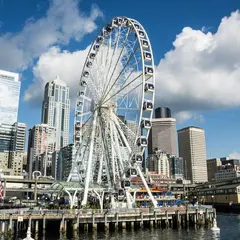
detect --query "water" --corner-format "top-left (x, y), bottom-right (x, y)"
top-left (19, 214), bottom-right (240, 240)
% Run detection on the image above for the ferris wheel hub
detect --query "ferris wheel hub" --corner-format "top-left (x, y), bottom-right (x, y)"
top-left (101, 100), bottom-right (115, 109)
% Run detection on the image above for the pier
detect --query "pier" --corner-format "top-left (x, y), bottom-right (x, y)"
top-left (0, 206), bottom-right (216, 237)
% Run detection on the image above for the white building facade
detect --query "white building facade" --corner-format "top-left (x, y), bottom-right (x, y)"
top-left (215, 164), bottom-right (240, 181)
top-left (178, 126), bottom-right (208, 183)
top-left (0, 70), bottom-right (20, 125)
top-left (148, 150), bottom-right (170, 178)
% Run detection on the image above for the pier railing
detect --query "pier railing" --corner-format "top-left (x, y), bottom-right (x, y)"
top-left (0, 205), bottom-right (214, 216)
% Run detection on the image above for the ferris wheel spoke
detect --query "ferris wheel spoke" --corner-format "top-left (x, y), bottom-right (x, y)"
top-left (101, 48), bottom-right (140, 105)
top-left (100, 29), bottom-right (133, 102)
top-left (117, 107), bottom-right (140, 111)
top-left (115, 115), bottom-right (138, 150)
top-left (98, 112), bottom-right (115, 186)
top-left (111, 117), bottom-right (132, 183)
top-left (112, 38), bottom-right (140, 81)
top-left (101, 72), bottom-right (143, 106)
top-left (115, 74), bottom-right (153, 107)
top-left (112, 115), bottom-right (132, 154)
top-left (109, 120), bottom-right (117, 184)
top-left (112, 125), bottom-right (125, 177)
top-left (115, 80), bottom-right (143, 105)
top-left (103, 27), bottom-right (122, 92)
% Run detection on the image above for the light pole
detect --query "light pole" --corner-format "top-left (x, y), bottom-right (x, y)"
top-left (185, 196), bottom-right (188, 209)
top-left (27, 197), bottom-right (30, 208)
top-left (211, 195), bottom-right (214, 206)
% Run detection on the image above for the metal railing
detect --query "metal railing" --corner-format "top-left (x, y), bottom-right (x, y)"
top-left (0, 205), bottom-right (214, 216)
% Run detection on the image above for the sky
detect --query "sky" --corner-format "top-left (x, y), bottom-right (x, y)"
top-left (0, 0), bottom-right (240, 159)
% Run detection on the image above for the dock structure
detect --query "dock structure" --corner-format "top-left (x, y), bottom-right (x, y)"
top-left (0, 206), bottom-right (216, 236)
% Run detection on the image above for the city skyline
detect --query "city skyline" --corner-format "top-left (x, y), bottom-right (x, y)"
top-left (1, 0), bottom-right (240, 159)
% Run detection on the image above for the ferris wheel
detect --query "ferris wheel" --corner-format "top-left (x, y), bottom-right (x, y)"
top-left (69, 16), bottom-right (157, 208)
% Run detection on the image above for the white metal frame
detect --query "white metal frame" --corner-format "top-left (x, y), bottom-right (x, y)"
top-left (69, 16), bottom-right (156, 208)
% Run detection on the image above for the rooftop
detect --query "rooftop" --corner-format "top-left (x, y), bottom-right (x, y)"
top-left (177, 126), bottom-right (204, 132)
top-left (152, 118), bottom-right (176, 122)
top-left (52, 76), bottom-right (67, 87)
top-left (0, 69), bottom-right (19, 82)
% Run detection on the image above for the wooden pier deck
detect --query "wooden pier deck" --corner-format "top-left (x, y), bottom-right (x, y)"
top-left (0, 206), bottom-right (216, 236)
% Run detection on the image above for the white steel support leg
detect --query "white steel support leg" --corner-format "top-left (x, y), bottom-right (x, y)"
top-left (64, 190), bottom-right (74, 209)
top-left (136, 165), bottom-right (158, 208)
top-left (113, 116), bottom-right (131, 154)
top-left (99, 116), bottom-right (112, 188)
top-left (93, 190), bottom-right (103, 213)
top-left (67, 151), bottom-right (81, 182)
top-left (112, 128), bottom-right (125, 185)
top-left (82, 110), bottom-right (98, 206)
top-left (97, 154), bottom-right (104, 184)
top-left (112, 122), bottom-right (124, 174)
top-left (72, 189), bottom-right (79, 208)
top-left (110, 121), bottom-right (116, 183)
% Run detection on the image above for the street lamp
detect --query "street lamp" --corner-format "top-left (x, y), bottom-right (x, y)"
top-left (211, 195), bottom-right (214, 206)
top-left (27, 197), bottom-right (30, 208)
top-left (185, 196), bottom-right (189, 209)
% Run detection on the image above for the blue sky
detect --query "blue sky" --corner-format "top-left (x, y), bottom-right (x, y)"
top-left (0, 0), bottom-right (240, 158)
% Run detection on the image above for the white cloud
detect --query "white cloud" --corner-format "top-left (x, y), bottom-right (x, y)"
top-left (24, 46), bottom-right (89, 105)
top-left (229, 152), bottom-right (240, 159)
top-left (0, 0), bottom-right (102, 71)
top-left (174, 111), bottom-right (193, 123)
top-left (155, 11), bottom-right (240, 119)
top-left (25, 10), bottom-right (240, 116)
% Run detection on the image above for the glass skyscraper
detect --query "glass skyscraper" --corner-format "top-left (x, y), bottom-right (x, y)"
top-left (41, 76), bottom-right (70, 149)
top-left (0, 70), bottom-right (20, 124)
top-left (0, 122), bottom-right (26, 152)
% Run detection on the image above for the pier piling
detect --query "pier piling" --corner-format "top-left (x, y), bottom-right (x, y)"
top-left (0, 206), bottom-right (216, 236)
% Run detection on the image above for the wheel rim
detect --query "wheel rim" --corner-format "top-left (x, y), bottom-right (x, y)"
top-left (70, 17), bottom-right (156, 207)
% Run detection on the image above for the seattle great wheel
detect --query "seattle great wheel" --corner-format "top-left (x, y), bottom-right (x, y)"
top-left (68, 16), bottom-right (157, 208)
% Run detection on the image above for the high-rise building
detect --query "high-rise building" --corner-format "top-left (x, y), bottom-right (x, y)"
top-left (169, 156), bottom-right (184, 180)
top-left (0, 122), bottom-right (26, 176)
top-left (0, 122), bottom-right (26, 152)
top-left (54, 144), bottom-right (76, 181)
top-left (0, 70), bottom-right (20, 125)
top-left (155, 107), bottom-right (171, 118)
top-left (27, 124), bottom-right (56, 178)
top-left (207, 158), bottom-right (222, 181)
top-left (215, 165), bottom-right (240, 181)
top-left (125, 120), bottom-right (141, 152)
top-left (178, 126), bottom-right (208, 183)
top-left (41, 77), bottom-right (70, 149)
top-left (9, 152), bottom-right (24, 176)
top-left (148, 107), bottom-right (177, 156)
top-left (148, 118), bottom-right (177, 155)
top-left (148, 150), bottom-right (170, 177)
top-left (214, 159), bottom-right (240, 181)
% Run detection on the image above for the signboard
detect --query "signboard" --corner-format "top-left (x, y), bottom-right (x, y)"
top-left (17, 216), bottom-right (23, 222)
